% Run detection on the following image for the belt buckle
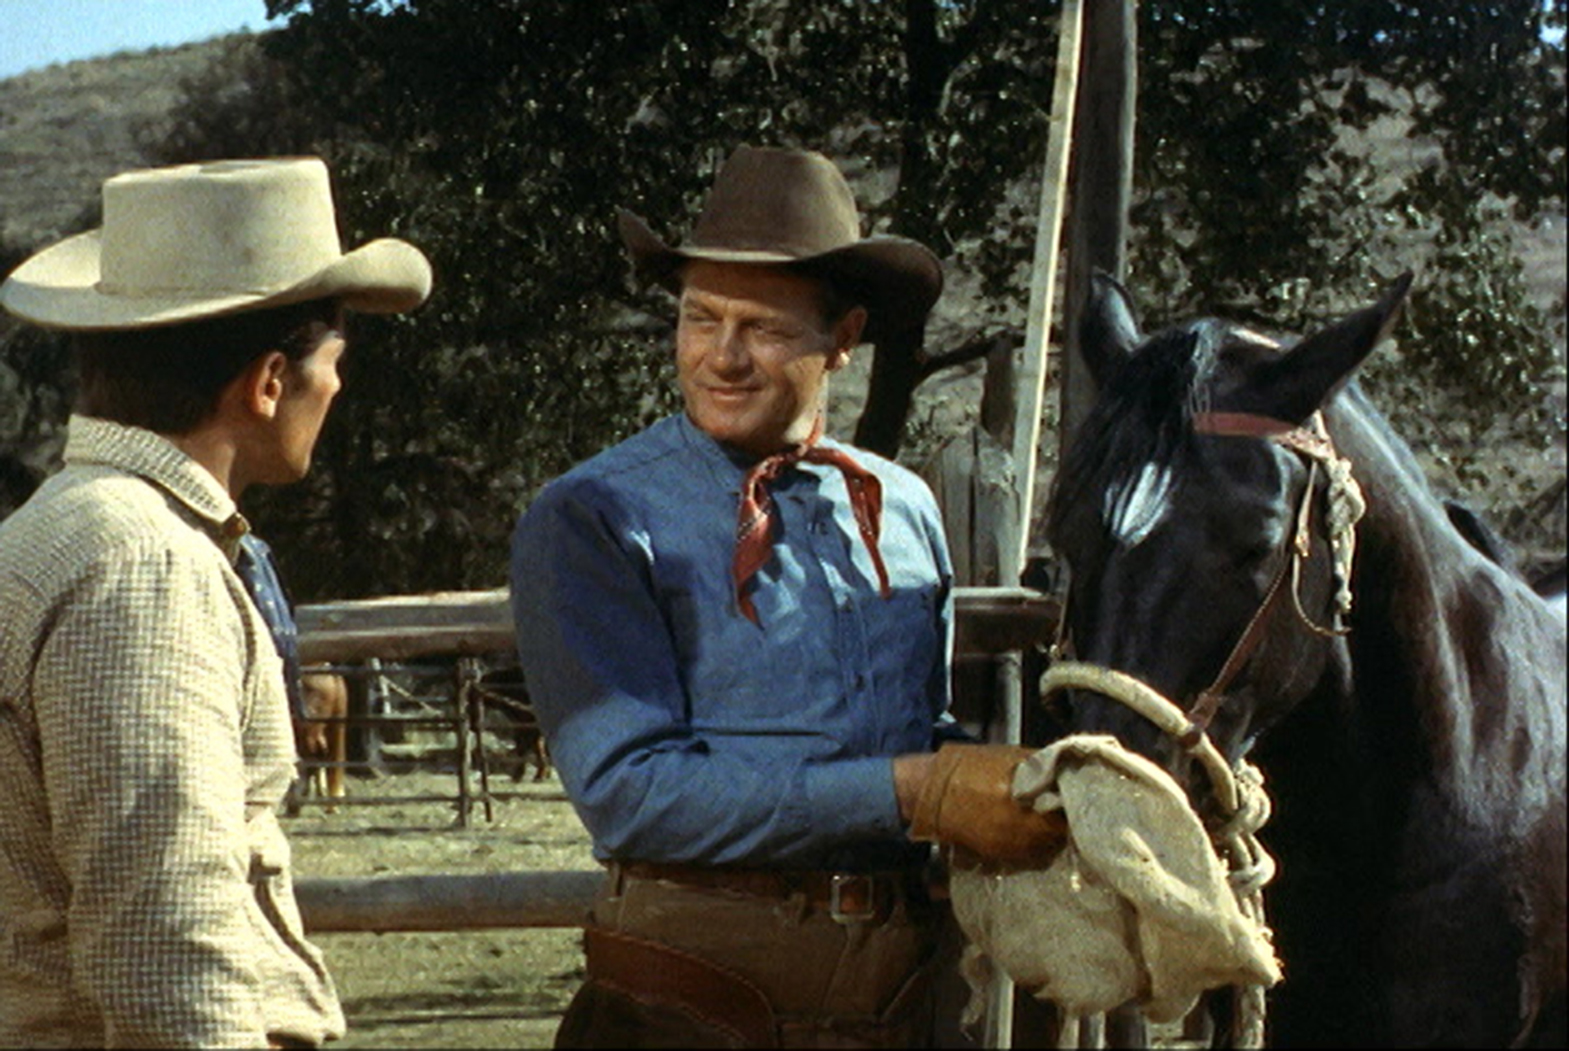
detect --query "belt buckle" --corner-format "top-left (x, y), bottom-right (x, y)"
top-left (829, 873), bottom-right (877, 925)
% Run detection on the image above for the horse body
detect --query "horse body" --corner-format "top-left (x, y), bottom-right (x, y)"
top-left (1047, 273), bottom-right (1566, 1046)
top-left (295, 670), bottom-right (349, 807)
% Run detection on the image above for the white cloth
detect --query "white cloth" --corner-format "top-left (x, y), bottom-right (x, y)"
top-left (948, 734), bottom-right (1281, 1023)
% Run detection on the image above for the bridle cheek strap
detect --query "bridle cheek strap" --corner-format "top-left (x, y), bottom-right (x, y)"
top-left (1182, 410), bottom-right (1363, 736)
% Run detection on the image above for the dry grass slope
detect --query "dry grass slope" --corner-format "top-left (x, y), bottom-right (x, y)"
top-left (0, 37), bottom-right (237, 249)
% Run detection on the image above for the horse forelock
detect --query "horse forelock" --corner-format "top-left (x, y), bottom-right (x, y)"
top-left (1050, 324), bottom-right (1219, 542)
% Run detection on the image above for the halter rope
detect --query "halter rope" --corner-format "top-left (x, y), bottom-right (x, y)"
top-left (1039, 662), bottom-right (1277, 1048)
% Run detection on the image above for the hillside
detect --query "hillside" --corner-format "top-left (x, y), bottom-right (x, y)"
top-left (0, 35), bottom-right (240, 249)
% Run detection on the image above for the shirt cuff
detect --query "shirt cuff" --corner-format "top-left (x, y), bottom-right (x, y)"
top-left (802, 756), bottom-right (906, 844)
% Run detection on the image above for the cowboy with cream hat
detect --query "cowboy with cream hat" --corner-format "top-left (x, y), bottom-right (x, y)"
top-left (0, 156), bottom-right (429, 1049)
top-left (1, 155), bottom-right (431, 329)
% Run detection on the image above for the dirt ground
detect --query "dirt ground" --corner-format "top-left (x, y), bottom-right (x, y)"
top-left (284, 766), bottom-right (597, 1050)
top-left (283, 760), bottom-right (1204, 1051)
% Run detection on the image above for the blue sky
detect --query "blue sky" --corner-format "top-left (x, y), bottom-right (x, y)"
top-left (0, 0), bottom-right (283, 80)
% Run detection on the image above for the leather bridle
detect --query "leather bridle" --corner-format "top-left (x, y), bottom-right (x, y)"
top-left (1046, 409), bottom-right (1365, 757)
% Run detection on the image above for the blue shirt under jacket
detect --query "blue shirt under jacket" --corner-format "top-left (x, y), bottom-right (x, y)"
top-left (237, 533), bottom-right (304, 723)
top-left (510, 413), bottom-right (956, 871)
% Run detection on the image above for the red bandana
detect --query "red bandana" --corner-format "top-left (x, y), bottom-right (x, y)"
top-left (732, 427), bottom-right (892, 626)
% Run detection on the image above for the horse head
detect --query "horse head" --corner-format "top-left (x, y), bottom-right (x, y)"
top-left (1044, 272), bottom-right (1412, 792)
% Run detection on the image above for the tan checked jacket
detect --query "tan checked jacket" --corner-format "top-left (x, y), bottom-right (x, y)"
top-left (0, 416), bottom-right (344, 1048)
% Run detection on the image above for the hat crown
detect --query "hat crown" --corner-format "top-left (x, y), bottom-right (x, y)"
top-left (99, 158), bottom-right (343, 297)
top-left (687, 146), bottom-right (861, 259)
top-left (616, 144), bottom-right (943, 343)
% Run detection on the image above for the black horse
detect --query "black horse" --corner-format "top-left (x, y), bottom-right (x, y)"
top-left (1043, 272), bottom-right (1566, 1047)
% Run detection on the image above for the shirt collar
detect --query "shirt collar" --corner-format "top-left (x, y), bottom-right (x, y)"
top-left (64, 414), bottom-right (249, 555)
top-left (674, 412), bottom-right (846, 495)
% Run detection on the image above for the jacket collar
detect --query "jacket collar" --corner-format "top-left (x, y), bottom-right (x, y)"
top-left (64, 414), bottom-right (248, 555)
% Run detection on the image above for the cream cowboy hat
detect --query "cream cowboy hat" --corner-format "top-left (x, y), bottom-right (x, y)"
top-left (0, 157), bottom-right (432, 331)
top-left (617, 145), bottom-right (942, 343)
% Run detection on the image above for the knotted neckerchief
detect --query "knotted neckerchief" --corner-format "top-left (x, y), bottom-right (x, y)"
top-left (732, 421), bottom-right (891, 625)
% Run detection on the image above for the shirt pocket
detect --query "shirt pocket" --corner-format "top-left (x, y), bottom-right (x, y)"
top-left (865, 582), bottom-right (945, 715)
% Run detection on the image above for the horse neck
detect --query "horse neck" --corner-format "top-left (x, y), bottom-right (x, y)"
top-left (1324, 390), bottom-right (1564, 819)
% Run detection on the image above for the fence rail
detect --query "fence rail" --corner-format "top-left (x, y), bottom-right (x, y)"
top-left (295, 870), bottom-right (602, 932)
top-left (295, 586), bottom-right (1058, 664)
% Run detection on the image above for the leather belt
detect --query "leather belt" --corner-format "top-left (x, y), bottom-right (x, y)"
top-left (613, 861), bottom-right (928, 925)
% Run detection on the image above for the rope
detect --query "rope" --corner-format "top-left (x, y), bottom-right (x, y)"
top-left (1039, 662), bottom-right (1277, 1047)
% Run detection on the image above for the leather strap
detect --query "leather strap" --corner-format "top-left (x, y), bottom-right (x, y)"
top-left (615, 861), bottom-right (923, 921)
top-left (584, 926), bottom-right (779, 1048)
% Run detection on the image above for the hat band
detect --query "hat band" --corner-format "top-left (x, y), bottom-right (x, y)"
top-left (95, 279), bottom-right (285, 297)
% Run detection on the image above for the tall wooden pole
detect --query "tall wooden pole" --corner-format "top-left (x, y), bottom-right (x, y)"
top-left (982, 3), bottom-right (1084, 1046)
top-left (1007, 0), bottom-right (1085, 591)
top-left (1060, 0), bottom-right (1137, 452)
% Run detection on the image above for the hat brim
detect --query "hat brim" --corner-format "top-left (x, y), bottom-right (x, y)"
top-left (0, 230), bottom-right (433, 331)
top-left (618, 209), bottom-right (941, 344)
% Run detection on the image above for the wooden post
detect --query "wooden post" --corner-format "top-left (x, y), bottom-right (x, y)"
top-left (453, 660), bottom-right (474, 828)
top-left (1060, 0), bottom-right (1138, 452)
top-left (1008, 0), bottom-right (1084, 585)
top-left (981, 1), bottom-right (1085, 1046)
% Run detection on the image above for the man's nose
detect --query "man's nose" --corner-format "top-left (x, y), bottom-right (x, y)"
top-left (710, 322), bottom-right (750, 371)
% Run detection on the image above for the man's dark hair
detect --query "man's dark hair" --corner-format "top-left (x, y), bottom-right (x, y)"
top-left (73, 298), bottom-right (342, 434)
top-left (809, 273), bottom-right (864, 330)
top-left (785, 262), bottom-right (866, 332)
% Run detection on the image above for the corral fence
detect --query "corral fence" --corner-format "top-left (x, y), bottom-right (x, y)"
top-left (284, 651), bottom-right (536, 826)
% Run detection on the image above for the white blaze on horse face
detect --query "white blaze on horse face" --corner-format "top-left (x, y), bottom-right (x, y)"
top-left (1230, 326), bottom-right (1280, 351)
top-left (1105, 461), bottom-right (1175, 547)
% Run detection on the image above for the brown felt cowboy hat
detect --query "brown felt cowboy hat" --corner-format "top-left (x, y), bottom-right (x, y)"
top-left (0, 157), bottom-right (432, 331)
top-left (617, 145), bottom-right (942, 343)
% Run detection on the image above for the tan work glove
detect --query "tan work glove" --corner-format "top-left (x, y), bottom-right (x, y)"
top-left (908, 743), bottom-right (1066, 864)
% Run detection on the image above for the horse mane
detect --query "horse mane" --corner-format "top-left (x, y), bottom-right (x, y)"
top-left (1048, 322), bottom-right (1220, 538)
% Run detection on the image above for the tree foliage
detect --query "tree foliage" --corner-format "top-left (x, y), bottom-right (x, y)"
top-left (4, 0), bottom-right (1562, 595)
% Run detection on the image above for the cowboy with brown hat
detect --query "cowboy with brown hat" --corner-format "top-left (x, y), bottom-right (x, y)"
top-left (0, 156), bottom-right (430, 1048)
top-left (510, 145), bottom-right (1060, 1048)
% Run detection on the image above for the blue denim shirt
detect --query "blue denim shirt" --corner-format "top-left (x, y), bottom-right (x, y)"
top-left (510, 414), bottom-right (955, 870)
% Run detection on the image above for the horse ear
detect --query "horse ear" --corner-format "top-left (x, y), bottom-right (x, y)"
top-left (1245, 271), bottom-right (1414, 422)
top-left (1080, 270), bottom-right (1143, 390)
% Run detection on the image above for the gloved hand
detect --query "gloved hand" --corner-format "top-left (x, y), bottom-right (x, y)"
top-left (908, 743), bottom-right (1066, 864)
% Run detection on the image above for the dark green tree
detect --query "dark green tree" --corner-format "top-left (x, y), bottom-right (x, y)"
top-left (23, 0), bottom-right (1556, 596)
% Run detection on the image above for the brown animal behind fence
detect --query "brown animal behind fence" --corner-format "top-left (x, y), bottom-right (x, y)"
top-left (294, 670), bottom-right (349, 809)
top-left (473, 664), bottom-right (552, 782)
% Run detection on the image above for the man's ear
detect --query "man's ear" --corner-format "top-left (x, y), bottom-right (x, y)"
top-left (829, 306), bottom-right (869, 371)
top-left (240, 351), bottom-right (290, 420)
